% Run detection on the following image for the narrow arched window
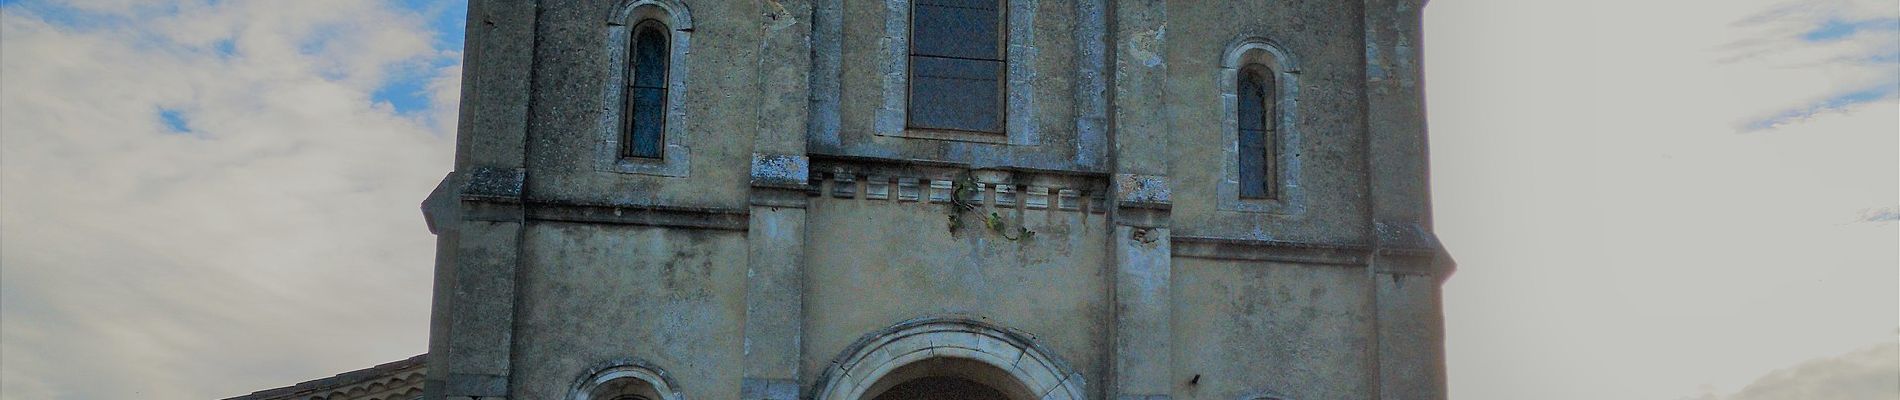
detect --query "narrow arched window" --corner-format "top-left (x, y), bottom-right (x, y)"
top-left (624, 20), bottom-right (669, 159)
top-left (1237, 63), bottom-right (1276, 199)
top-left (907, 0), bottom-right (1005, 133)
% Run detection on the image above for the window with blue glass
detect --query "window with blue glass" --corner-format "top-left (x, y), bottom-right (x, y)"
top-left (624, 20), bottom-right (669, 159)
top-left (907, 0), bottom-right (1005, 133)
top-left (1237, 63), bottom-right (1276, 199)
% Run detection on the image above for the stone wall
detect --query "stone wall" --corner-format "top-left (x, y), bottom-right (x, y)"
top-left (420, 0), bottom-right (1452, 399)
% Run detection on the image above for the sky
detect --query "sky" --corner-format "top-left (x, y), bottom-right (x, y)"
top-left (0, 0), bottom-right (1893, 399)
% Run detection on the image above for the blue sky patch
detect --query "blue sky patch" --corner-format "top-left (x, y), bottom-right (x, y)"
top-left (372, 75), bottom-right (432, 115)
top-left (158, 108), bottom-right (191, 134)
top-left (2, 0), bottom-right (124, 30)
top-left (212, 38), bottom-right (236, 57)
top-left (1802, 18), bottom-right (1900, 42)
top-left (406, 0), bottom-right (469, 49)
top-left (1743, 83), bottom-right (1900, 131)
top-left (367, 1), bottom-right (467, 117)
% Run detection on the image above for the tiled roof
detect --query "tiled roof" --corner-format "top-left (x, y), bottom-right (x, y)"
top-left (224, 354), bottom-right (427, 400)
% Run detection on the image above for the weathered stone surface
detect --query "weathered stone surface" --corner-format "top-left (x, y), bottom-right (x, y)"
top-left (398, 1), bottom-right (1457, 400)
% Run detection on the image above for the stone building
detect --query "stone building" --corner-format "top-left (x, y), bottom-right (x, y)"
top-left (408, 0), bottom-right (1453, 399)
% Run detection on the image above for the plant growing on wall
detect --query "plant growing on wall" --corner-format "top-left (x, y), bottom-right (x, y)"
top-left (945, 173), bottom-right (1034, 241)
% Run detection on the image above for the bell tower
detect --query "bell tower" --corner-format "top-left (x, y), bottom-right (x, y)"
top-left (420, 1), bottom-right (1452, 399)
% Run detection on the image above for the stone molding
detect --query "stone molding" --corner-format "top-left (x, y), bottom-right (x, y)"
top-left (1170, 234), bottom-right (1454, 277)
top-left (597, 0), bottom-right (694, 177)
top-left (525, 200), bottom-right (747, 231)
top-left (812, 170), bottom-right (1106, 215)
top-left (567, 359), bottom-right (685, 400)
top-left (1216, 37), bottom-right (1305, 215)
top-left (1169, 235), bottom-right (1369, 266)
top-left (750, 153), bottom-right (810, 189)
top-left (1113, 173), bottom-right (1171, 209)
top-left (874, 0), bottom-right (1040, 145)
top-left (812, 317), bottom-right (1086, 400)
top-left (808, 0), bottom-right (1110, 170)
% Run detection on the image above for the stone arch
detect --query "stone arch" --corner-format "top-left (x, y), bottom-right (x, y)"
top-left (1216, 36), bottom-right (1306, 216)
top-left (813, 317), bottom-right (1085, 400)
top-left (610, 0), bottom-right (692, 29)
top-left (598, 0), bottom-right (694, 177)
top-left (569, 359), bottom-right (685, 400)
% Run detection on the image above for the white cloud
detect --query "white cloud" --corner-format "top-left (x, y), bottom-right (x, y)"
top-left (1682, 342), bottom-right (1900, 400)
top-left (1, 1), bottom-right (1891, 400)
top-left (0, 1), bottom-right (455, 399)
top-left (1864, 207), bottom-right (1900, 223)
top-left (1721, 0), bottom-right (1900, 129)
top-left (1427, 0), bottom-right (1897, 399)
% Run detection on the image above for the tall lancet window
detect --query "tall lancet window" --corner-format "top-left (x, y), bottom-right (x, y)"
top-left (907, 0), bottom-right (1006, 133)
top-left (624, 21), bottom-right (669, 159)
top-left (1237, 63), bottom-right (1276, 199)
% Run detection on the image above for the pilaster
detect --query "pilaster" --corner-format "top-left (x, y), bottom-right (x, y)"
top-left (425, 1), bottom-right (538, 399)
top-left (1109, 1), bottom-right (1174, 398)
top-left (743, 1), bottom-right (814, 398)
top-left (1363, 1), bottom-right (1452, 399)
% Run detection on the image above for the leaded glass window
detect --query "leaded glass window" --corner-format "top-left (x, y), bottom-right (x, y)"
top-left (1237, 63), bottom-right (1276, 199)
top-left (624, 21), bottom-right (669, 159)
top-left (907, 0), bottom-right (1005, 133)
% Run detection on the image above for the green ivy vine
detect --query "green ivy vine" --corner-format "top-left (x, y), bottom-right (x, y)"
top-left (944, 173), bottom-right (1035, 241)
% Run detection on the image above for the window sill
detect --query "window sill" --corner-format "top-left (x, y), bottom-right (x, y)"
top-left (877, 127), bottom-right (1011, 145)
top-left (599, 143), bottom-right (691, 177)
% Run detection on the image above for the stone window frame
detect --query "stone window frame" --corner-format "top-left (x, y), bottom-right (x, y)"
top-left (569, 361), bottom-right (685, 400)
top-left (875, 0), bottom-right (1040, 145)
top-left (1217, 37), bottom-right (1305, 215)
top-left (598, 0), bottom-right (693, 177)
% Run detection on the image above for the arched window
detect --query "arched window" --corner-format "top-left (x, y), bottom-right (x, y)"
top-left (1237, 63), bottom-right (1276, 199)
top-left (599, 0), bottom-right (691, 177)
top-left (1218, 37), bottom-right (1303, 215)
top-left (572, 362), bottom-right (681, 400)
top-left (907, 0), bottom-right (1006, 133)
top-left (624, 21), bottom-right (669, 159)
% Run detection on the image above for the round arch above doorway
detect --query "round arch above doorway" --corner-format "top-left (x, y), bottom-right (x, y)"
top-left (568, 359), bottom-right (685, 400)
top-left (813, 317), bottom-right (1086, 400)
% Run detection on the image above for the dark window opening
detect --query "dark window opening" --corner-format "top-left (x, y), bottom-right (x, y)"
top-left (871, 376), bottom-right (1010, 400)
top-left (907, 0), bottom-right (1005, 133)
top-left (1238, 63), bottom-right (1277, 199)
top-left (624, 21), bottom-right (669, 159)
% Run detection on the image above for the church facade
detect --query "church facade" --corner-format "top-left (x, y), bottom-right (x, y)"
top-left (415, 0), bottom-right (1453, 399)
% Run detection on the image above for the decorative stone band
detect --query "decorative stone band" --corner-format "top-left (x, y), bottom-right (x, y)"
top-left (750, 153), bottom-right (810, 189)
top-left (1169, 235), bottom-right (1372, 266)
top-left (1113, 173), bottom-right (1171, 209)
top-left (457, 195), bottom-right (751, 232)
top-left (1170, 234), bottom-right (1455, 277)
top-left (812, 317), bottom-right (1087, 400)
top-left (462, 166), bottom-right (526, 201)
top-left (810, 171), bottom-right (1107, 215)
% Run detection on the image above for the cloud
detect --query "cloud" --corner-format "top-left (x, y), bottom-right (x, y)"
top-left (1681, 342), bottom-right (1900, 400)
top-left (0, 1), bottom-right (458, 399)
top-left (1427, 0), bottom-right (1897, 399)
top-left (1862, 207), bottom-right (1900, 223)
top-left (1724, 0), bottom-right (1900, 130)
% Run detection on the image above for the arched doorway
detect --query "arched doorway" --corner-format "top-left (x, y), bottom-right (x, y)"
top-left (813, 318), bottom-right (1085, 400)
top-left (873, 376), bottom-right (1008, 400)
top-left (863, 357), bottom-right (1033, 400)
